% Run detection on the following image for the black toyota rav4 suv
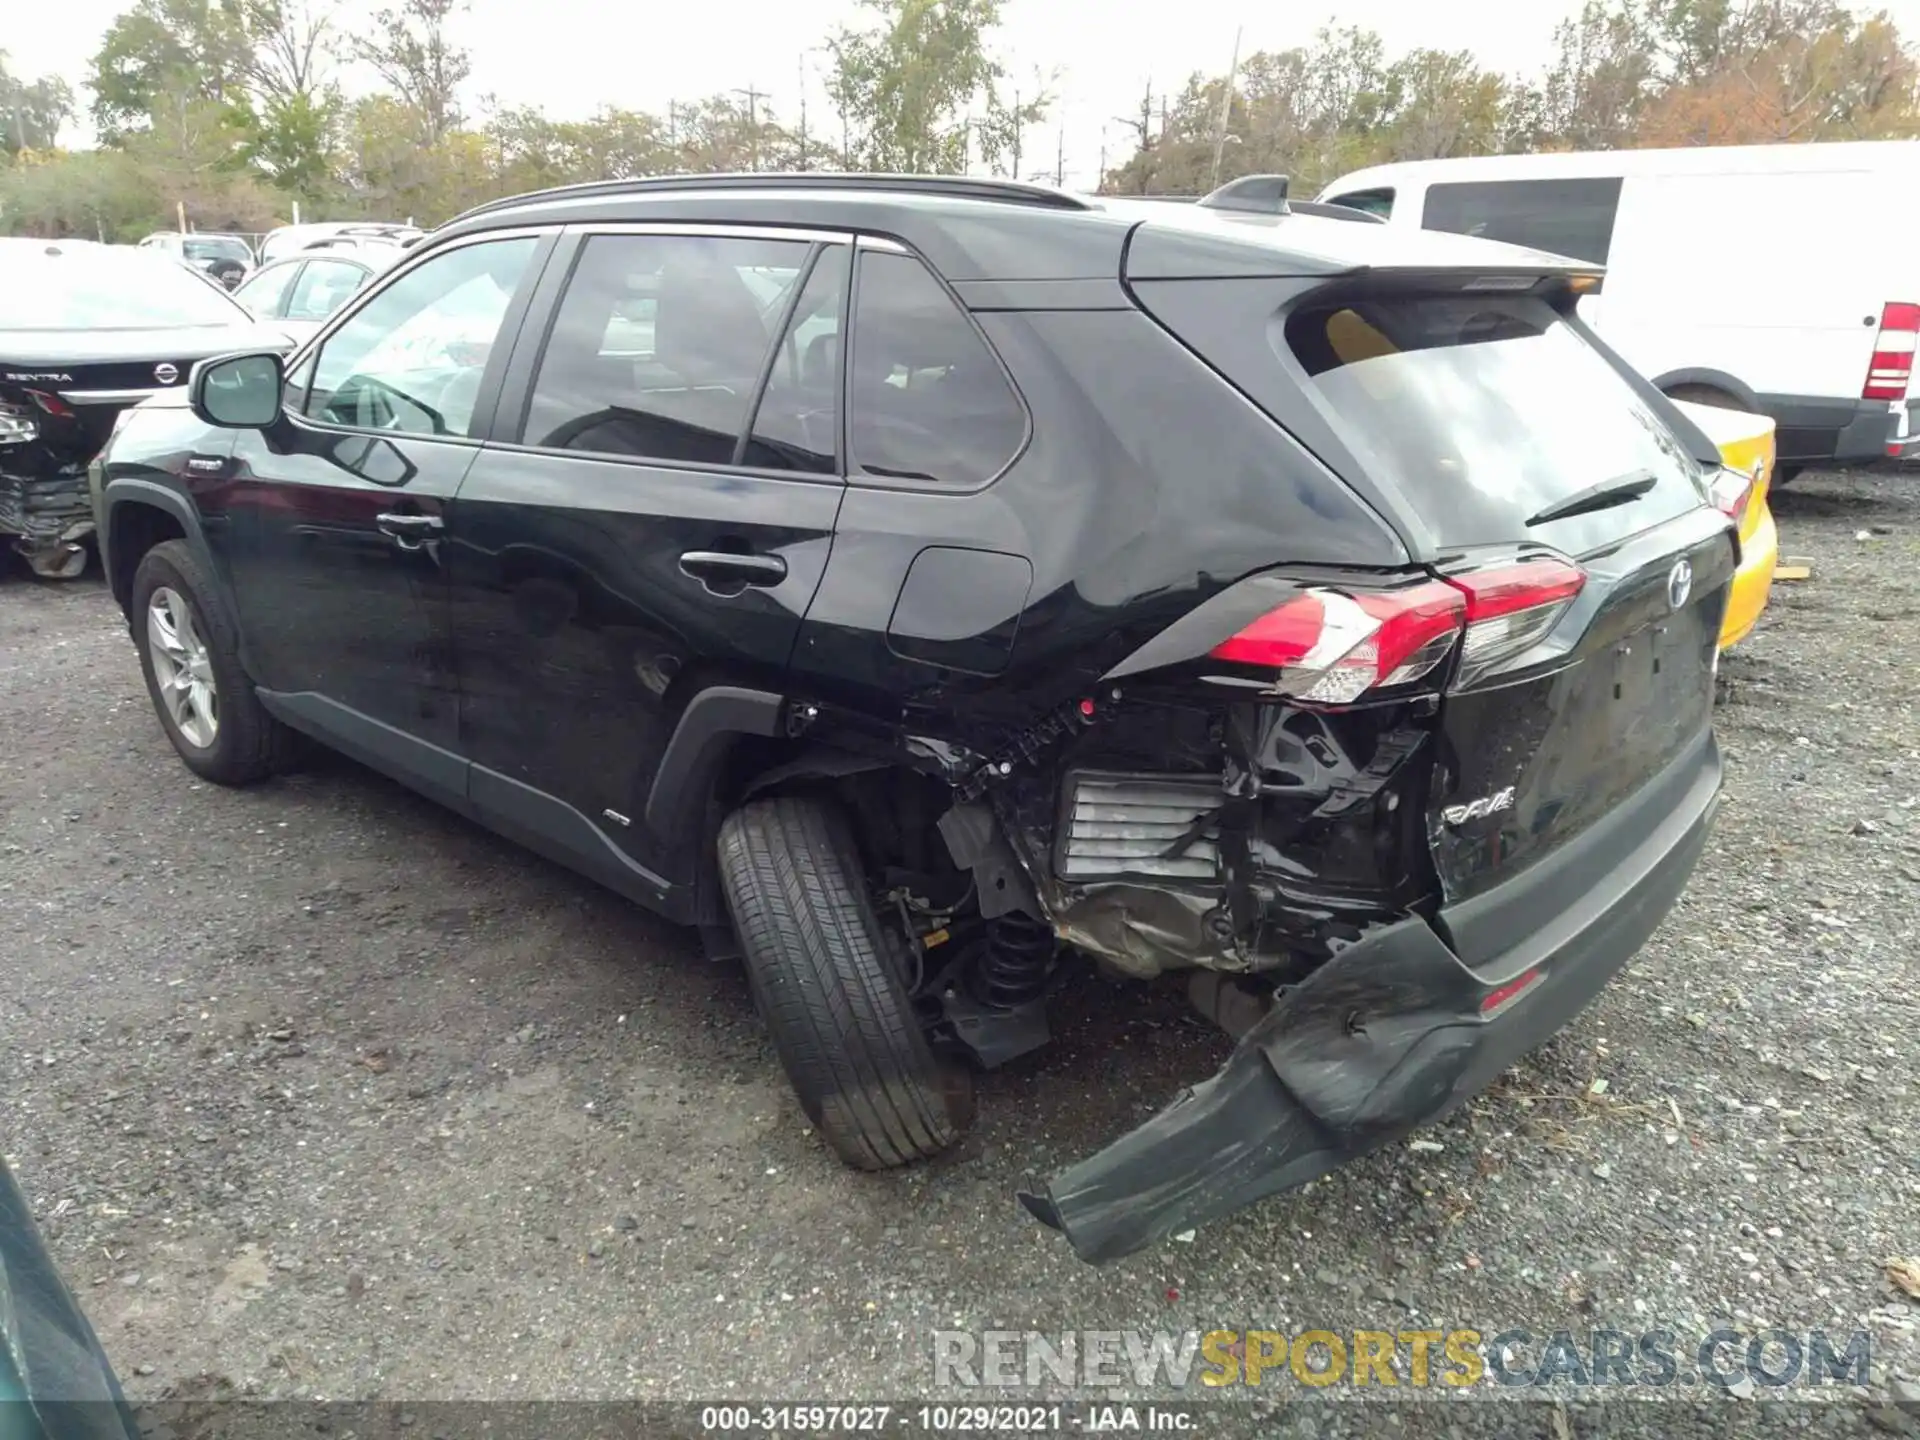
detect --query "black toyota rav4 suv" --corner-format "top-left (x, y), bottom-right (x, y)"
top-left (93, 173), bottom-right (1736, 1261)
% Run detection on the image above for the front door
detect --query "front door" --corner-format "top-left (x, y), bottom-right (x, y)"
top-left (448, 228), bottom-right (850, 895)
top-left (224, 233), bottom-right (550, 800)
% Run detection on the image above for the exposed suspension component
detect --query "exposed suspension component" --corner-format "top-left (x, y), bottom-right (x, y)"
top-left (970, 911), bottom-right (1057, 1008)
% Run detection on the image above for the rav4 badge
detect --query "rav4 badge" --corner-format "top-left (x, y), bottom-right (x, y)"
top-left (1443, 786), bottom-right (1516, 826)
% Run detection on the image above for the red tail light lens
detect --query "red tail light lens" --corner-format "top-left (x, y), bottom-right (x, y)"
top-left (1863, 301), bottom-right (1920, 401)
top-left (1207, 558), bottom-right (1588, 703)
top-left (1708, 466), bottom-right (1755, 524)
top-left (1449, 558), bottom-right (1587, 689)
top-left (1208, 581), bottom-right (1465, 703)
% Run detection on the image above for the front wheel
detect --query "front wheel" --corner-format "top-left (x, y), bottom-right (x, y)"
top-left (718, 794), bottom-right (967, 1170)
top-left (131, 540), bottom-right (298, 785)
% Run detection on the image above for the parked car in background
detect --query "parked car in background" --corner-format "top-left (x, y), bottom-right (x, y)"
top-left (95, 173), bottom-right (1738, 1262)
top-left (1, 1154), bottom-right (141, 1439)
top-left (2, 238), bottom-right (291, 578)
top-left (257, 221), bottom-right (424, 265)
top-left (1673, 397), bottom-right (1780, 650)
top-left (1318, 140), bottom-right (1920, 482)
top-left (232, 251), bottom-right (388, 342)
top-left (137, 230), bottom-right (255, 289)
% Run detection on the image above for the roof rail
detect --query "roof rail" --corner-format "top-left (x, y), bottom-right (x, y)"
top-left (449, 172), bottom-right (1094, 226)
top-left (1199, 174), bottom-right (1291, 215)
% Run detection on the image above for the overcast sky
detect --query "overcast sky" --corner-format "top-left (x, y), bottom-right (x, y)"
top-left (15, 0), bottom-right (1920, 183)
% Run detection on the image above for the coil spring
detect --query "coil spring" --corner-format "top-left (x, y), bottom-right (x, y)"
top-left (971, 912), bottom-right (1056, 1008)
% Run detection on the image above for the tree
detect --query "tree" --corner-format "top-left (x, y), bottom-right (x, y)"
top-left (1382, 49), bottom-right (1512, 160)
top-left (826, 0), bottom-right (1047, 174)
top-left (88, 0), bottom-right (256, 137)
top-left (352, 0), bottom-right (470, 144)
top-left (0, 52), bottom-right (74, 154)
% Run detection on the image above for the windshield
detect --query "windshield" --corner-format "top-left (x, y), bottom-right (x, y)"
top-left (183, 236), bottom-right (253, 265)
top-left (0, 250), bottom-right (247, 330)
top-left (1285, 292), bottom-right (1704, 551)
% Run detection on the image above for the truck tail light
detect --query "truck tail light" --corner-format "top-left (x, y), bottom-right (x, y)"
top-left (1862, 301), bottom-right (1920, 401)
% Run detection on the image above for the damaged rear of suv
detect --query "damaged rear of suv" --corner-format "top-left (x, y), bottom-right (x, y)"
top-left (98, 174), bottom-right (1733, 1263)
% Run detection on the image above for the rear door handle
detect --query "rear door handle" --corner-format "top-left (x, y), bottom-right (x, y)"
top-left (376, 512), bottom-right (444, 551)
top-left (377, 512), bottom-right (443, 537)
top-left (678, 550), bottom-right (788, 587)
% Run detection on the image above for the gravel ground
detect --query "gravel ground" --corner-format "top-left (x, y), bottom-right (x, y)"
top-left (2, 470), bottom-right (1917, 1437)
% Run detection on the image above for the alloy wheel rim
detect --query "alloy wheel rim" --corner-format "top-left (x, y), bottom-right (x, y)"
top-left (147, 586), bottom-right (219, 748)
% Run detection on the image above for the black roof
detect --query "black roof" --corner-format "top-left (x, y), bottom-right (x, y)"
top-left (431, 171), bottom-right (1597, 285)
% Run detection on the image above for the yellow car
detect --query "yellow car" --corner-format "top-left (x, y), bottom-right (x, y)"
top-left (1670, 397), bottom-right (1779, 650)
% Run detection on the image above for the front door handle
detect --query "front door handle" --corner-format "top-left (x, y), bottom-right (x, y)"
top-left (376, 511), bottom-right (444, 553)
top-left (678, 550), bottom-right (788, 588)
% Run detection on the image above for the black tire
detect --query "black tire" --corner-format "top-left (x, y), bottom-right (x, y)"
top-left (131, 539), bottom-right (299, 785)
top-left (1665, 382), bottom-right (1745, 411)
top-left (718, 794), bottom-right (965, 1170)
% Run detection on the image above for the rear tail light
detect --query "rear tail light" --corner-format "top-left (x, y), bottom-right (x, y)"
top-left (1449, 559), bottom-right (1587, 688)
top-left (1208, 581), bottom-right (1464, 703)
top-left (1708, 465), bottom-right (1755, 525)
top-left (1208, 558), bottom-right (1587, 702)
top-left (1862, 301), bottom-right (1920, 401)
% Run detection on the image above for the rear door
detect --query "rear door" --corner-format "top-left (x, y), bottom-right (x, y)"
top-left (449, 226), bottom-right (849, 893)
top-left (1131, 266), bottom-right (1734, 947)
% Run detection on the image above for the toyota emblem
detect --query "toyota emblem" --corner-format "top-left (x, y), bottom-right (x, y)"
top-left (1667, 558), bottom-right (1694, 611)
top-left (153, 362), bottom-right (179, 385)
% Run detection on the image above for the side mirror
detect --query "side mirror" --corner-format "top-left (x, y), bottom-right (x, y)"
top-left (190, 351), bottom-right (284, 429)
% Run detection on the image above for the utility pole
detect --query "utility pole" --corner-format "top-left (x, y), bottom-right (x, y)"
top-left (1209, 25), bottom-right (1243, 191)
top-left (1009, 88), bottom-right (1023, 182)
top-left (1055, 128), bottom-right (1066, 189)
top-left (1115, 79), bottom-right (1153, 194)
top-left (733, 84), bottom-right (769, 170)
top-left (797, 57), bottom-right (809, 170)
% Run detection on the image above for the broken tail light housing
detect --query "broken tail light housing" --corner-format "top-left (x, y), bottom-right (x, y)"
top-left (1209, 559), bottom-right (1587, 702)
top-left (0, 400), bottom-right (38, 446)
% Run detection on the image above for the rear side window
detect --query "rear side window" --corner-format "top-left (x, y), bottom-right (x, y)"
top-left (521, 233), bottom-right (809, 464)
top-left (1422, 178), bottom-right (1624, 265)
top-left (849, 250), bottom-right (1025, 486)
top-left (1285, 292), bottom-right (1701, 551)
top-left (286, 259), bottom-right (367, 321)
top-left (1325, 187), bottom-right (1394, 219)
top-left (742, 246), bottom-right (848, 474)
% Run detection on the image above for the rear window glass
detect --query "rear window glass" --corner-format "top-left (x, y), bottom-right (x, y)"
top-left (0, 249), bottom-right (245, 329)
top-left (1421, 178), bottom-right (1623, 265)
top-left (1285, 292), bottom-right (1702, 550)
top-left (1325, 187), bottom-right (1394, 219)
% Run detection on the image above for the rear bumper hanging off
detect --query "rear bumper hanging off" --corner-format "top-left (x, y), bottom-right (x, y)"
top-left (0, 464), bottom-right (95, 555)
top-left (1021, 738), bottom-right (1721, 1262)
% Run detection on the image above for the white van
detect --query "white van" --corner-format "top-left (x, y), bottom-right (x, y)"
top-left (1317, 141), bottom-right (1920, 478)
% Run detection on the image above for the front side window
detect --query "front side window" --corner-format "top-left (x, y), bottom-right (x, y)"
top-left (305, 237), bottom-right (538, 438)
top-left (286, 259), bottom-right (368, 322)
top-left (520, 233), bottom-right (809, 464)
top-left (848, 250), bottom-right (1025, 486)
top-left (1422, 178), bottom-right (1624, 265)
top-left (233, 261), bottom-right (302, 318)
